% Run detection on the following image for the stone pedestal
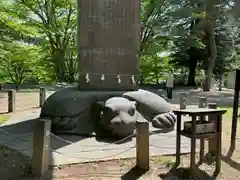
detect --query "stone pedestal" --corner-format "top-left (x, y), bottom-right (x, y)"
top-left (77, 0), bottom-right (140, 90)
top-left (227, 71), bottom-right (236, 89)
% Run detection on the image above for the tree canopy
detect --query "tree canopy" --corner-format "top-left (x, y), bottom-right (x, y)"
top-left (0, 0), bottom-right (239, 91)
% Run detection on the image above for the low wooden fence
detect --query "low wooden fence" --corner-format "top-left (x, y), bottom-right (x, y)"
top-left (0, 88), bottom-right (52, 113)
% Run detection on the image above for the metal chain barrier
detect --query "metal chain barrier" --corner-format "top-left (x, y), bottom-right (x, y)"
top-left (50, 132), bottom-right (135, 147)
top-left (50, 127), bottom-right (178, 147)
top-left (0, 127), bottom-right (33, 137)
top-left (0, 140), bottom-right (33, 152)
top-left (0, 122), bottom-right (190, 155)
top-left (149, 143), bottom-right (189, 149)
top-left (0, 123), bottom-right (186, 154)
top-left (48, 145), bottom-right (136, 161)
top-left (51, 131), bottom-right (188, 152)
top-left (72, 146), bottom-right (136, 153)
top-left (0, 127), bottom-right (33, 151)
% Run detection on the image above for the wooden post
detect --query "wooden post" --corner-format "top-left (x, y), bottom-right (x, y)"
top-left (198, 97), bottom-right (207, 163)
top-left (176, 114), bottom-right (182, 167)
top-left (208, 103), bottom-right (217, 156)
top-left (219, 72), bottom-right (222, 91)
top-left (230, 69), bottom-right (240, 153)
top-left (8, 89), bottom-right (16, 112)
top-left (31, 119), bottom-right (51, 177)
top-left (215, 114), bottom-right (222, 175)
top-left (180, 92), bottom-right (187, 109)
top-left (136, 120), bottom-right (149, 170)
top-left (190, 115), bottom-right (197, 170)
top-left (39, 87), bottom-right (46, 107)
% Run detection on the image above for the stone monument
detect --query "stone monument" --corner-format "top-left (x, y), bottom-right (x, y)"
top-left (77, 0), bottom-right (140, 90)
top-left (226, 71), bottom-right (236, 89)
top-left (40, 0), bottom-right (176, 138)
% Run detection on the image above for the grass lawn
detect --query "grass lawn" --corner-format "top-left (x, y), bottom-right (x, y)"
top-left (218, 105), bottom-right (240, 117)
top-left (0, 115), bottom-right (10, 124)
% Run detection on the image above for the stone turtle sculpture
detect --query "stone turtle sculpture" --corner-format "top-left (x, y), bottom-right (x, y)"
top-left (40, 88), bottom-right (176, 138)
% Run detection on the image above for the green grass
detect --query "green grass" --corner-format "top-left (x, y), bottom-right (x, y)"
top-left (0, 115), bottom-right (10, 124)
top-left (154, 156), bottom-right (175, 168)
top-left (218, 105), bottom-right (240, 117)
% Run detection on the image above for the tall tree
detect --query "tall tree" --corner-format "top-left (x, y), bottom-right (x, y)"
top-left (140, 0), bottom-right (176, 83)
top-left (169, 0), bottom-right (236, 89)
top-left (10, 0), bottom-right (77, 81)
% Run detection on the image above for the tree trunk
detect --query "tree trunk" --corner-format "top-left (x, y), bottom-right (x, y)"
top-left (203, 31), bottom-right (217, 91)
top-left (202, 1), bottom-right (218, 91)
top-left (187, 64), bottom-right (197, 86)
top-left (193, 18), bottom-right (217, 91)
top-left (53, 49), bottom-right (66, 82)
top-left (187, 46), bottom-right (198, 86)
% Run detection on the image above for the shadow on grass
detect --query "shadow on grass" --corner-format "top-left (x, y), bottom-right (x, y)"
top-left (221, 156), bottom-right (240, 171)
top-left (218, 105), bottom-right (240, 117)
top-left (221, 147), bottom-right (240, 171)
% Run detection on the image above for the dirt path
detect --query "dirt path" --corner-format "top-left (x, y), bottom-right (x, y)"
top-left (0, 91), bottom-right (39, 113)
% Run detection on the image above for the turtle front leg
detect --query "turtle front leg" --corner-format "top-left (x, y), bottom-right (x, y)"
top-left (152, 111), bottom-right (176, 131)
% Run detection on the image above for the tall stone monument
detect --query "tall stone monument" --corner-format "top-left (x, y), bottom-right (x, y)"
top-left (41, 0), bottom-right (166, 138)
top-left (77, 0), bottom-right (140, 90)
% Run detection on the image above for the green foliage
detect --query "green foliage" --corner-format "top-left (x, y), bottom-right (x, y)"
top-left (0, 0), bottom-right (239, 86)
top-left (0, 43), bottom-right (46, 83)
top-left (168, 1), bottom-right (238, 86)
top-left (139, 0), bottom-right (176, 83)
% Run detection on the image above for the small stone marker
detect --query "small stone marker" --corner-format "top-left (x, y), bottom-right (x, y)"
top-left (208, 103), bottom-right (217, 156)
top-left (198, 97), bottom-right (207, 163)
top-left (198, 97), bottom-right (207, 108)
top-left (180, 92), bottom-right (187, 109)
top-left (39, 87), bottom-right (46, 107)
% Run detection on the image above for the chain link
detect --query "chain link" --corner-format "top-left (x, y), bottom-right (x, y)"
top-left (0, 127), bottom-right (33, 151)
top-left (0, 140), bottom-right (33, 151)
top-left (51, 132), bottom-right (135, 147)
top-left (49, 145), bottom-right (136, 160)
